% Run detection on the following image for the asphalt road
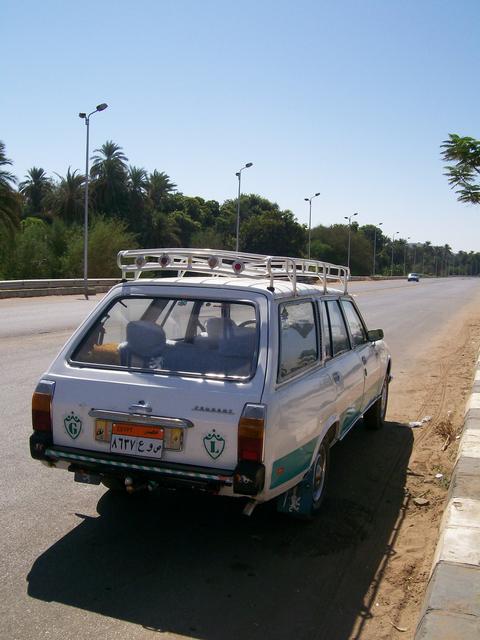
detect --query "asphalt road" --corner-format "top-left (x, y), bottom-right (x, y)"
top-left (1, 277), bottom-right (479, 640)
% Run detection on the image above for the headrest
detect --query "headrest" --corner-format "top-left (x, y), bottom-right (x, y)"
top-left (126, 321), bottom-right (166, 358)
top-left (206, 317), bottom-right (236, 340)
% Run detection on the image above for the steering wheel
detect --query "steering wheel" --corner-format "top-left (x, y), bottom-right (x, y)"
top-left (238, 320), bottom-right (256, 328)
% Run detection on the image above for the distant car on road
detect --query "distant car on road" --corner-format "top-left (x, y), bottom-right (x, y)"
top-left (407, 272), bottom-right (420, 282)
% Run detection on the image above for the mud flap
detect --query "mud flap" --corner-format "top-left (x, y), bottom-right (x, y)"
top-left (276, 468), bottom-right (313, 517)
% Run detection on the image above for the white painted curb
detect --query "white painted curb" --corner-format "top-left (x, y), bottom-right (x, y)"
top-left (415, 352), bottom-right (480, 638)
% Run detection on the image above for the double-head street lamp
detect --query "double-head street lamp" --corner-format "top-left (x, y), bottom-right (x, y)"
top-left (304, 192), bottom-right (320, 259)
top-left (79, 102), bottom-right (108, 299)
top-left (235, 162), bottom-right (253, 252)
top-left (403, 236), bottom-right (411, 276)
top-left (372, 222), bottom-right (383, 276)
top-left (391, 231), bottom-right (399, 276)
top-left (344, 212), bottom-right (358, 271)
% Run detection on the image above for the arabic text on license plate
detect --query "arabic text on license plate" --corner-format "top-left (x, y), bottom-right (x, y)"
top-left (110, 423), bottom-right (164, 459)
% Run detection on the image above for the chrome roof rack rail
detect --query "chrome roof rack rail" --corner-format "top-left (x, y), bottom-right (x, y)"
top-left (117, 248), bottom-right (350, 295)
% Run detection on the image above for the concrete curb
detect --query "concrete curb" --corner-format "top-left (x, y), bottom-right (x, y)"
top-left (415, 354), bottom-right (480, 638)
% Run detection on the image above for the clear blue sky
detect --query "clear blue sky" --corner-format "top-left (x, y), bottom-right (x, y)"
top-left (1, 0), bottom-right (479, 251)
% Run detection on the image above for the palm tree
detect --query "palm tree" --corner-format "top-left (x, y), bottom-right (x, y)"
top-left (90, 140), bottom-right (128, 216)
top-left (0, 141), bottom-right (21, 237)
top-left (19, 167), bottom-right (53, 218)
top-left (422, 241), bottom-right (432, 275)
top-left (48, 168), bottom-right (85, 224)
top-left (128, 166), bottom-right (148, 193)
top-left (0, 141), bottom-right (17, 189)
top-left (126, 165), bottom-right (150, 236)
top-left (147, 170), bottom-right (177, 209)
top-left (441, 134), bottom-right (480, 204)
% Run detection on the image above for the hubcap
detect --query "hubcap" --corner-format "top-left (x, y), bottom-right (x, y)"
top-left (312, 446), bottom-right (327, 502)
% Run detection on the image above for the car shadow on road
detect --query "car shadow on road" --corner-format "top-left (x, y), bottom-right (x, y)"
top-left (27, 420), bottom-right (413, 640)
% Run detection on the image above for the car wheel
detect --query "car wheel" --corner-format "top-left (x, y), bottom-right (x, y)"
top-left (364, 374), bottom-right (389, 430)
top-left (309, 441), bottom-right (330, 515)
top-left (276, 440), bottom-right (330, 519)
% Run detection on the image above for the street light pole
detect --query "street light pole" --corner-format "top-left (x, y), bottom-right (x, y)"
top-left (304, 192), bottom-right (320, 259)
top-left (235, 162), bottom-right (253, 252)
top-left (343, 212), bottom-right (358, 272)
top-left (79, 102), bottom-right (108, 300)
top-left (391, 231), bottom-right (399, 276)
top-left (372, 221), bottom-right (383, 276)
top-left (403, 236), bottom-right (411, 276)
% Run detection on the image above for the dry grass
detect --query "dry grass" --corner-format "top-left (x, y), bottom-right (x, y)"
top-left (435, 411), bottom-right (459, 450)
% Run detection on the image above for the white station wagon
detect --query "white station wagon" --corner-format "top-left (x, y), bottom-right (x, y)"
top-left (30, 249), bottom-right (391, 518)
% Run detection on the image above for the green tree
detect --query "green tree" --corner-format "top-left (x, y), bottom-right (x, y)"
top-left (310, 223), bottom-right (372, 275)
top-left (60, 216), bottom-right (137, 277)
top-left (12, 218), bottom-right (54, 278)
top-left (90, 140), bottom-right (129, 216)
top-left (147, 170), bottom-right (177, 209)
top-left (48, 168), bottom-right (85, 223)
top-left (19, 167), bottom-right (53, 219)
top-left (441, 134), bottom-right (480, 204)
top-left (0, 141), bottom-right (21, 240)
top-left (219, 194), bottom-right (306, 253)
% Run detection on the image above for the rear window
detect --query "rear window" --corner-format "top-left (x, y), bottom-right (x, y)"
top-left (71, 296), bottom-right (258, 380)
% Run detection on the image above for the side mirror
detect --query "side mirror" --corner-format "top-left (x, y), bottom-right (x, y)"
top-left (368, 329), bottom-right (384, 342)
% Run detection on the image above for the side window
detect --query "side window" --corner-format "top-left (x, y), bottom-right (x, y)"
top-left (278, 301), bottom-right (318, 381)
top-left (325, 300), bottom-right (351, 357)
top-left (319, 301), bottom-right (332, 359)
top-left (341, 300), bottom-right (367, 347)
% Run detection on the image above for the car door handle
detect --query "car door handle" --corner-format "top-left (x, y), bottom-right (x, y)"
top-left (361, 355), bottom-right (367, 365)
top-left (332, 372), bottom-right (341, 384)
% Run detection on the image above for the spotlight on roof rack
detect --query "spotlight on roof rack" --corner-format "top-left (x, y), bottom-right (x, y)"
top-left (158, 253), bottom-right (171, 268)
top-left (232, 260), bottom-right (244, 274)
top-left (135, 255), bottom-right (146, 268)
top-left (208, 256), bottom-right (220, 269)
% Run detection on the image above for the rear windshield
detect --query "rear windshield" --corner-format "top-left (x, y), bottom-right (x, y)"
top-left (70, 296), bottom-right (259, 380)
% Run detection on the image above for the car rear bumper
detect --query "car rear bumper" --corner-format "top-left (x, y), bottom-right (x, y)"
top-left (30, 430), bottom-right (233, 490)
top-left (30, 435), bottom-right (265, 496)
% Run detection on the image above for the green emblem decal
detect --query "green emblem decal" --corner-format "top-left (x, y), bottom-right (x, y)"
top-left (64, 412), bottom-right (82, 439)
top-left (203, 429), bottom-right (225, 460)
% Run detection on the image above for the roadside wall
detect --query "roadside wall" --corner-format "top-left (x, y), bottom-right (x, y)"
top-left (0, 279), bottom-right (120, 299)
top-left (0, 275), bottom-right (408, 299)
top-left (415, 352), bottom-right (480, 638)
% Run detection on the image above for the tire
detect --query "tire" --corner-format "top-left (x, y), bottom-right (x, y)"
top-left (276, 441), bottom-right (330, 519)
top-left (309, 441), bottom-right (330, 515)
top-left (363, 374), bottom-right (389, 430)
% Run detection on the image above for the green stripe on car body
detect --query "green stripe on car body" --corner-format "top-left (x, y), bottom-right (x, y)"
top-left (270, 436), bottom-right (318, 489)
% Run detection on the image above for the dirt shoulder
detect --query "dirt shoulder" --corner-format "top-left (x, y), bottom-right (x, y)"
top-left (352, 296), bottom-right (480, 639)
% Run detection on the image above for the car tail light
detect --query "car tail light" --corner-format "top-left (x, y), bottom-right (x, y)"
top-left (32, 380), bottom-right (55, 432)
top-left (238, 404), bottom-right (266, 463)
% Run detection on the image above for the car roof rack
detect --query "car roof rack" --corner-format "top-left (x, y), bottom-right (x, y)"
top-left (117, 248), bottom-right (350, 295)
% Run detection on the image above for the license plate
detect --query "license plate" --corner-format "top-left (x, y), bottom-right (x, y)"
top-left (110, 423), bottom-right (164, 459)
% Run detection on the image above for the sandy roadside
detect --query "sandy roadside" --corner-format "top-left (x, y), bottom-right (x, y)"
top-left (351, 295), bottom-right (480, 639)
